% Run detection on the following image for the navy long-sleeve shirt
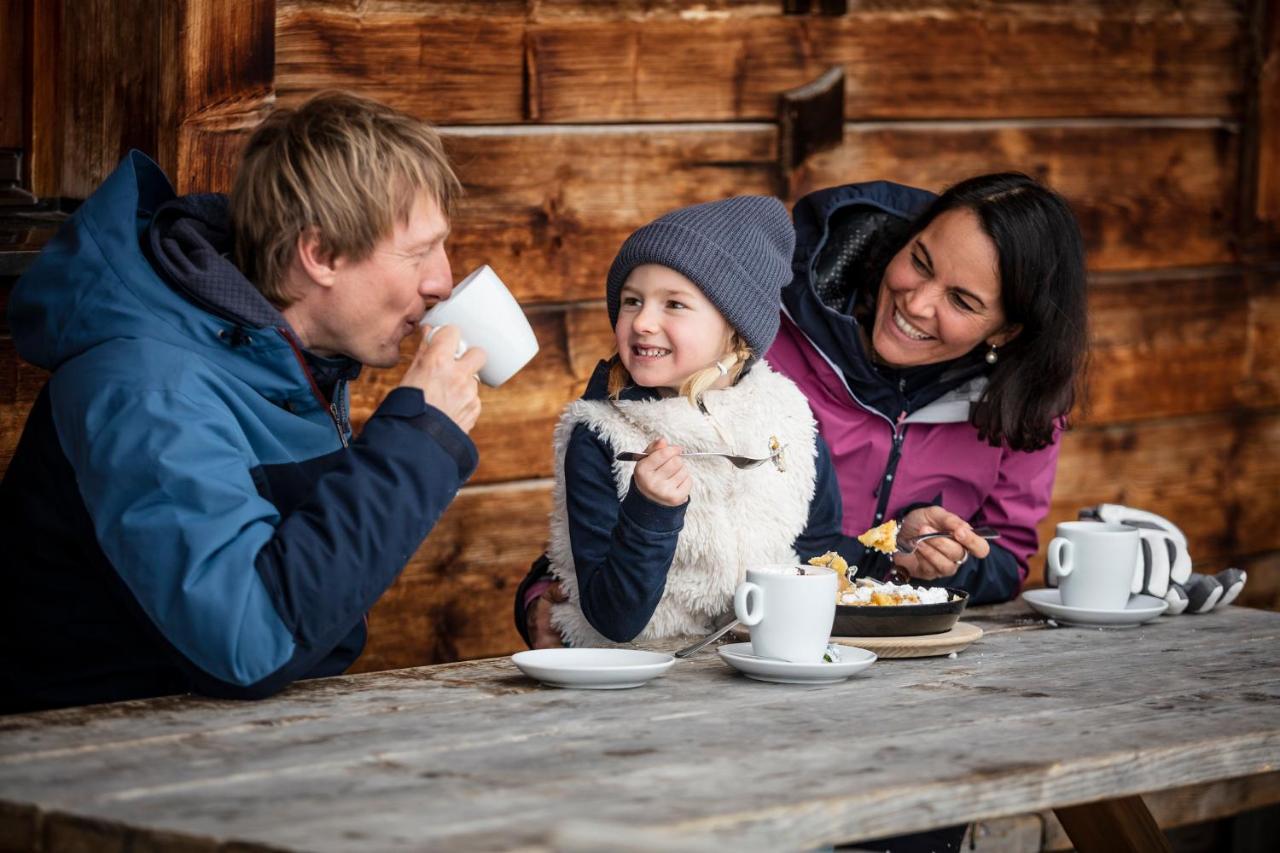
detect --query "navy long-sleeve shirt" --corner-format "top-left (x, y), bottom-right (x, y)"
top-left (563, 420), bottom-right (863, 642)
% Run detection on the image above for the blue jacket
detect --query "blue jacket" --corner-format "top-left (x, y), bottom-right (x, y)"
top-left (0, 152), bottom-right (477, 712)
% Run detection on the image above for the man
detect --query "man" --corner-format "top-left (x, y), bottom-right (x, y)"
top-left (0, 92), bottom-right (485, 712)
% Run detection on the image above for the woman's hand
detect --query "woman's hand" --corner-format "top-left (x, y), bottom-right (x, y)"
top-left (894, 506), bottom-right (992, 581)
top-left (528, 581), bottom-right (568, 649)
top-left (632, 438), bottom-right (692, 507)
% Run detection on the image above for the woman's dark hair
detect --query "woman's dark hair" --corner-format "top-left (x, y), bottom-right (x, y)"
top-left (905, 172), bottom-right (1088, 452)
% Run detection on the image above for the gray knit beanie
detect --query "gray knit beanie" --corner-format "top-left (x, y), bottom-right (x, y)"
top-left (606, 196), bottom-right (796, 358)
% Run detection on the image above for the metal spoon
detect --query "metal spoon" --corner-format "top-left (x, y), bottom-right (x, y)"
top-left (673, 615), bottom-right (740, 658)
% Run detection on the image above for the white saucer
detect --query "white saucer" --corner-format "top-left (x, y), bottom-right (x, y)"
top-left (717, 643), bottom-right (876, 684)
top-left (511, 648), bottom-right (675, 689)
top-left (1021, 588), bottom-right (1168, 628)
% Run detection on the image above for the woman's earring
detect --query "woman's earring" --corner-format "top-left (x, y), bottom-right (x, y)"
top-left (716, 356), bottom-right (734, 376)
top-left (985, 344), bottom-right (999, 365)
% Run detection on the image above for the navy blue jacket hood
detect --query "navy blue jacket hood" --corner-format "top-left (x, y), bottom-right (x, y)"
top-left (783, 181), bottom-right (991, 421)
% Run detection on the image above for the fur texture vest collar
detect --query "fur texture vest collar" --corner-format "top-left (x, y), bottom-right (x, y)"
top-left (549, 362), bottom-right (819, 645)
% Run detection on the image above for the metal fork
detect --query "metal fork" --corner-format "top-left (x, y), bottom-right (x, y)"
top-left (897, 526), bottom-right (1001, 554)
top-left (615, 446), bottom-right (787, 470)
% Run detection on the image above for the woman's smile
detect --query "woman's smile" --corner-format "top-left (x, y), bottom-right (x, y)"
top-left (891, 308), bottom-right (933, 341)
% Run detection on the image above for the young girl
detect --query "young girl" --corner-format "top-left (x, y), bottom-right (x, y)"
top-left (546, 196), bottom-right (853, 646)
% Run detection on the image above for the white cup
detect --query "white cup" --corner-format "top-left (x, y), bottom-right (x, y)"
top-left (421, 265), bottom-right (539, 387)
top-left (733, 565), bottom-right (837, 662)
top-left (1048, 521), bottom-right (1140, 611)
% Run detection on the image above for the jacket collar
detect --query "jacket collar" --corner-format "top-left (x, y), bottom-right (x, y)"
top-left (783, 180), bottom-right (991, 422)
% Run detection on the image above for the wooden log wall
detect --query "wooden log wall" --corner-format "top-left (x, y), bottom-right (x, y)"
top-left (2, 1), bottom-right (1278, 674)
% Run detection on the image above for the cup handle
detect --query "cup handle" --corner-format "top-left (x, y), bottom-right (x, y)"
top-left (734, 582), bottom-right (763, 626)
top-left (425, 324), bottom-right (468, 359)
top-left (1048, 537), bottom-right (1073, 579)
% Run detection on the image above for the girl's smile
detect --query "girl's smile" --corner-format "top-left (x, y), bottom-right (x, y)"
top-left (615, 265), bottom-right (733, 392)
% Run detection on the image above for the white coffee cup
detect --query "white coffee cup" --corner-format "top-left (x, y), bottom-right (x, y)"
top-left (733, 564), bottom-right (837, 662)
top-left (1048, 521), bottom-right (1140, 611)
top-left (421, 265), bottom-right (539, 387)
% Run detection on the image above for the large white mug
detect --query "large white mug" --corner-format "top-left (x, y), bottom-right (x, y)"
top-left (1048, 521), bottom-right (1140, 611)
top-left (421, 265), bottom-right (539, 387)
top-left (733, 565), bottom-right (837, 662)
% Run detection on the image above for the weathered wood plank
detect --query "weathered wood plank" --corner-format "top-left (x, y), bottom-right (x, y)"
top-left (1242, 0), bottom-right (1280, 244)
top-left (2, 605), bottom-right (1277, 850)
top-left (1030, 409), bottom-right (1280, 585)
top-left (343, 271), bottom-right (1274, 489)
top-left (437, 122), bottom-right (1239, 306)
top-left (276, 0), bottom-right (1245, 123)
top-left (0, 339), bottom-right (45, 478)
top-left (0, 0), bottom-right (23, 151)
top-left (173, 120), bottom-right (1238, 271)
top-left (1058, 270), bottom-right (1280, 425)
top-left (26, 0), bottom-right (273, 200)
top-left (29, 0), bottom-right (172, 199)
top-left (1238, 551), bottom-right (1280, 612)
top-left (276, 0), bottom-right (528, 125)
top-left (169, 0), bottom-right (276, 196)
top-left (1243, 269), bottom-right (1280, 403)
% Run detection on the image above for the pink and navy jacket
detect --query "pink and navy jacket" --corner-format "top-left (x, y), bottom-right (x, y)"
top-left (765, 181), bottom-right (1061, 603)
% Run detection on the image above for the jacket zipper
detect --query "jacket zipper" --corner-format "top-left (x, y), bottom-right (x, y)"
top-left (278, 328), bottom-right (350, 448)
top-left (788, 242), bottom-right (911, 525)
top-left (871, 417), bottom-right (907, 524)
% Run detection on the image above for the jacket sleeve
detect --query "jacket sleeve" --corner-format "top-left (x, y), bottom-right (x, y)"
top-left (794, 435), bottom-right (867, 564)
top-left (563, 424), bottom-right (686, 642)
top-left (952, 429), bottom-right (1062, 604)
top-left (52, 374), bottom-right (476, 700)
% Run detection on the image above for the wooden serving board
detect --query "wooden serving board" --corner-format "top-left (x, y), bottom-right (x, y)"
top-left (831, 621), bottom-right (984, 659)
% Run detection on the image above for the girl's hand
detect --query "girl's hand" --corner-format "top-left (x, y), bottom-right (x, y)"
top-left (632, 438), bottom-right (691, 507)
top-left (894, 506), bottom-right (992, 581)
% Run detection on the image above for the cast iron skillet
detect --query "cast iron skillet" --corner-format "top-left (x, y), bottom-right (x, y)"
top-left (832, 588), bottom-right (969, 637)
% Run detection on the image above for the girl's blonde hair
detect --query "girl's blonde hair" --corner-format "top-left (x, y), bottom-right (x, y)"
top-left (230, 90), bottom-right (462, 306)
top-left (607, 333), bottom-right (754, 406)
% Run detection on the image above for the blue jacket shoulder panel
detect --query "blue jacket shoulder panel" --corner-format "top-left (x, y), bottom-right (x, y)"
top-left (49, 351), bottom-right (298, 687)
top-left (1, 152), bottom-right (481, 708)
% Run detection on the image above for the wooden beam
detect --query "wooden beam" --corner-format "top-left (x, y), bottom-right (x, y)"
top-left (1240, 0), bottom-right (1280, 251)
top-left (170, 0), bottom-right (276, 194)
top-left (428, 122), bottom-right (1240, 307)
top-left (275, 0), bottom-right (1245, 123)
top-left (1054, 796), bottom-right (1172, 853)
top-left (0, 0), bottom-right (23, 151)
top-left (28, 0), bottom-right (175, 199)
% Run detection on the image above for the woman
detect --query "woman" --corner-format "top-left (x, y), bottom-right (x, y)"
top-left (516, 172), bottom-right (1087, 647)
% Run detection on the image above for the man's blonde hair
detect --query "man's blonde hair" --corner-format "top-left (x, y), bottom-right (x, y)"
top-left (230, 91), bottom-right (462, 305)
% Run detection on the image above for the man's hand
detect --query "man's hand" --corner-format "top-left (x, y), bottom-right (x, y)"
top-left (401, 324), bottom-right (486, 433)
top-left (528, 581), bottom-right (568, 649)
top-left (895, 505), bottom-right (992, 581)
top-left (632, 438), bottom-right (691, 507)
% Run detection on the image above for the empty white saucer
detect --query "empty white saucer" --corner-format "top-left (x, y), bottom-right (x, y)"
top-left (1021, 588), bottom-right (1168, 628)
top-left (511, 648), bottom-right (674, 689)
top-left (717, 643), bottom-right (876, 685)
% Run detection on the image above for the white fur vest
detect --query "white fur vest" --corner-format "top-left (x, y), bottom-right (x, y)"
top-left (548, 362), bottom-right (820, 646)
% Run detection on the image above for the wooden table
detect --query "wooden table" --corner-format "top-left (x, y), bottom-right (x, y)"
top-left (3, 602), bottom-right (1278, 852)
